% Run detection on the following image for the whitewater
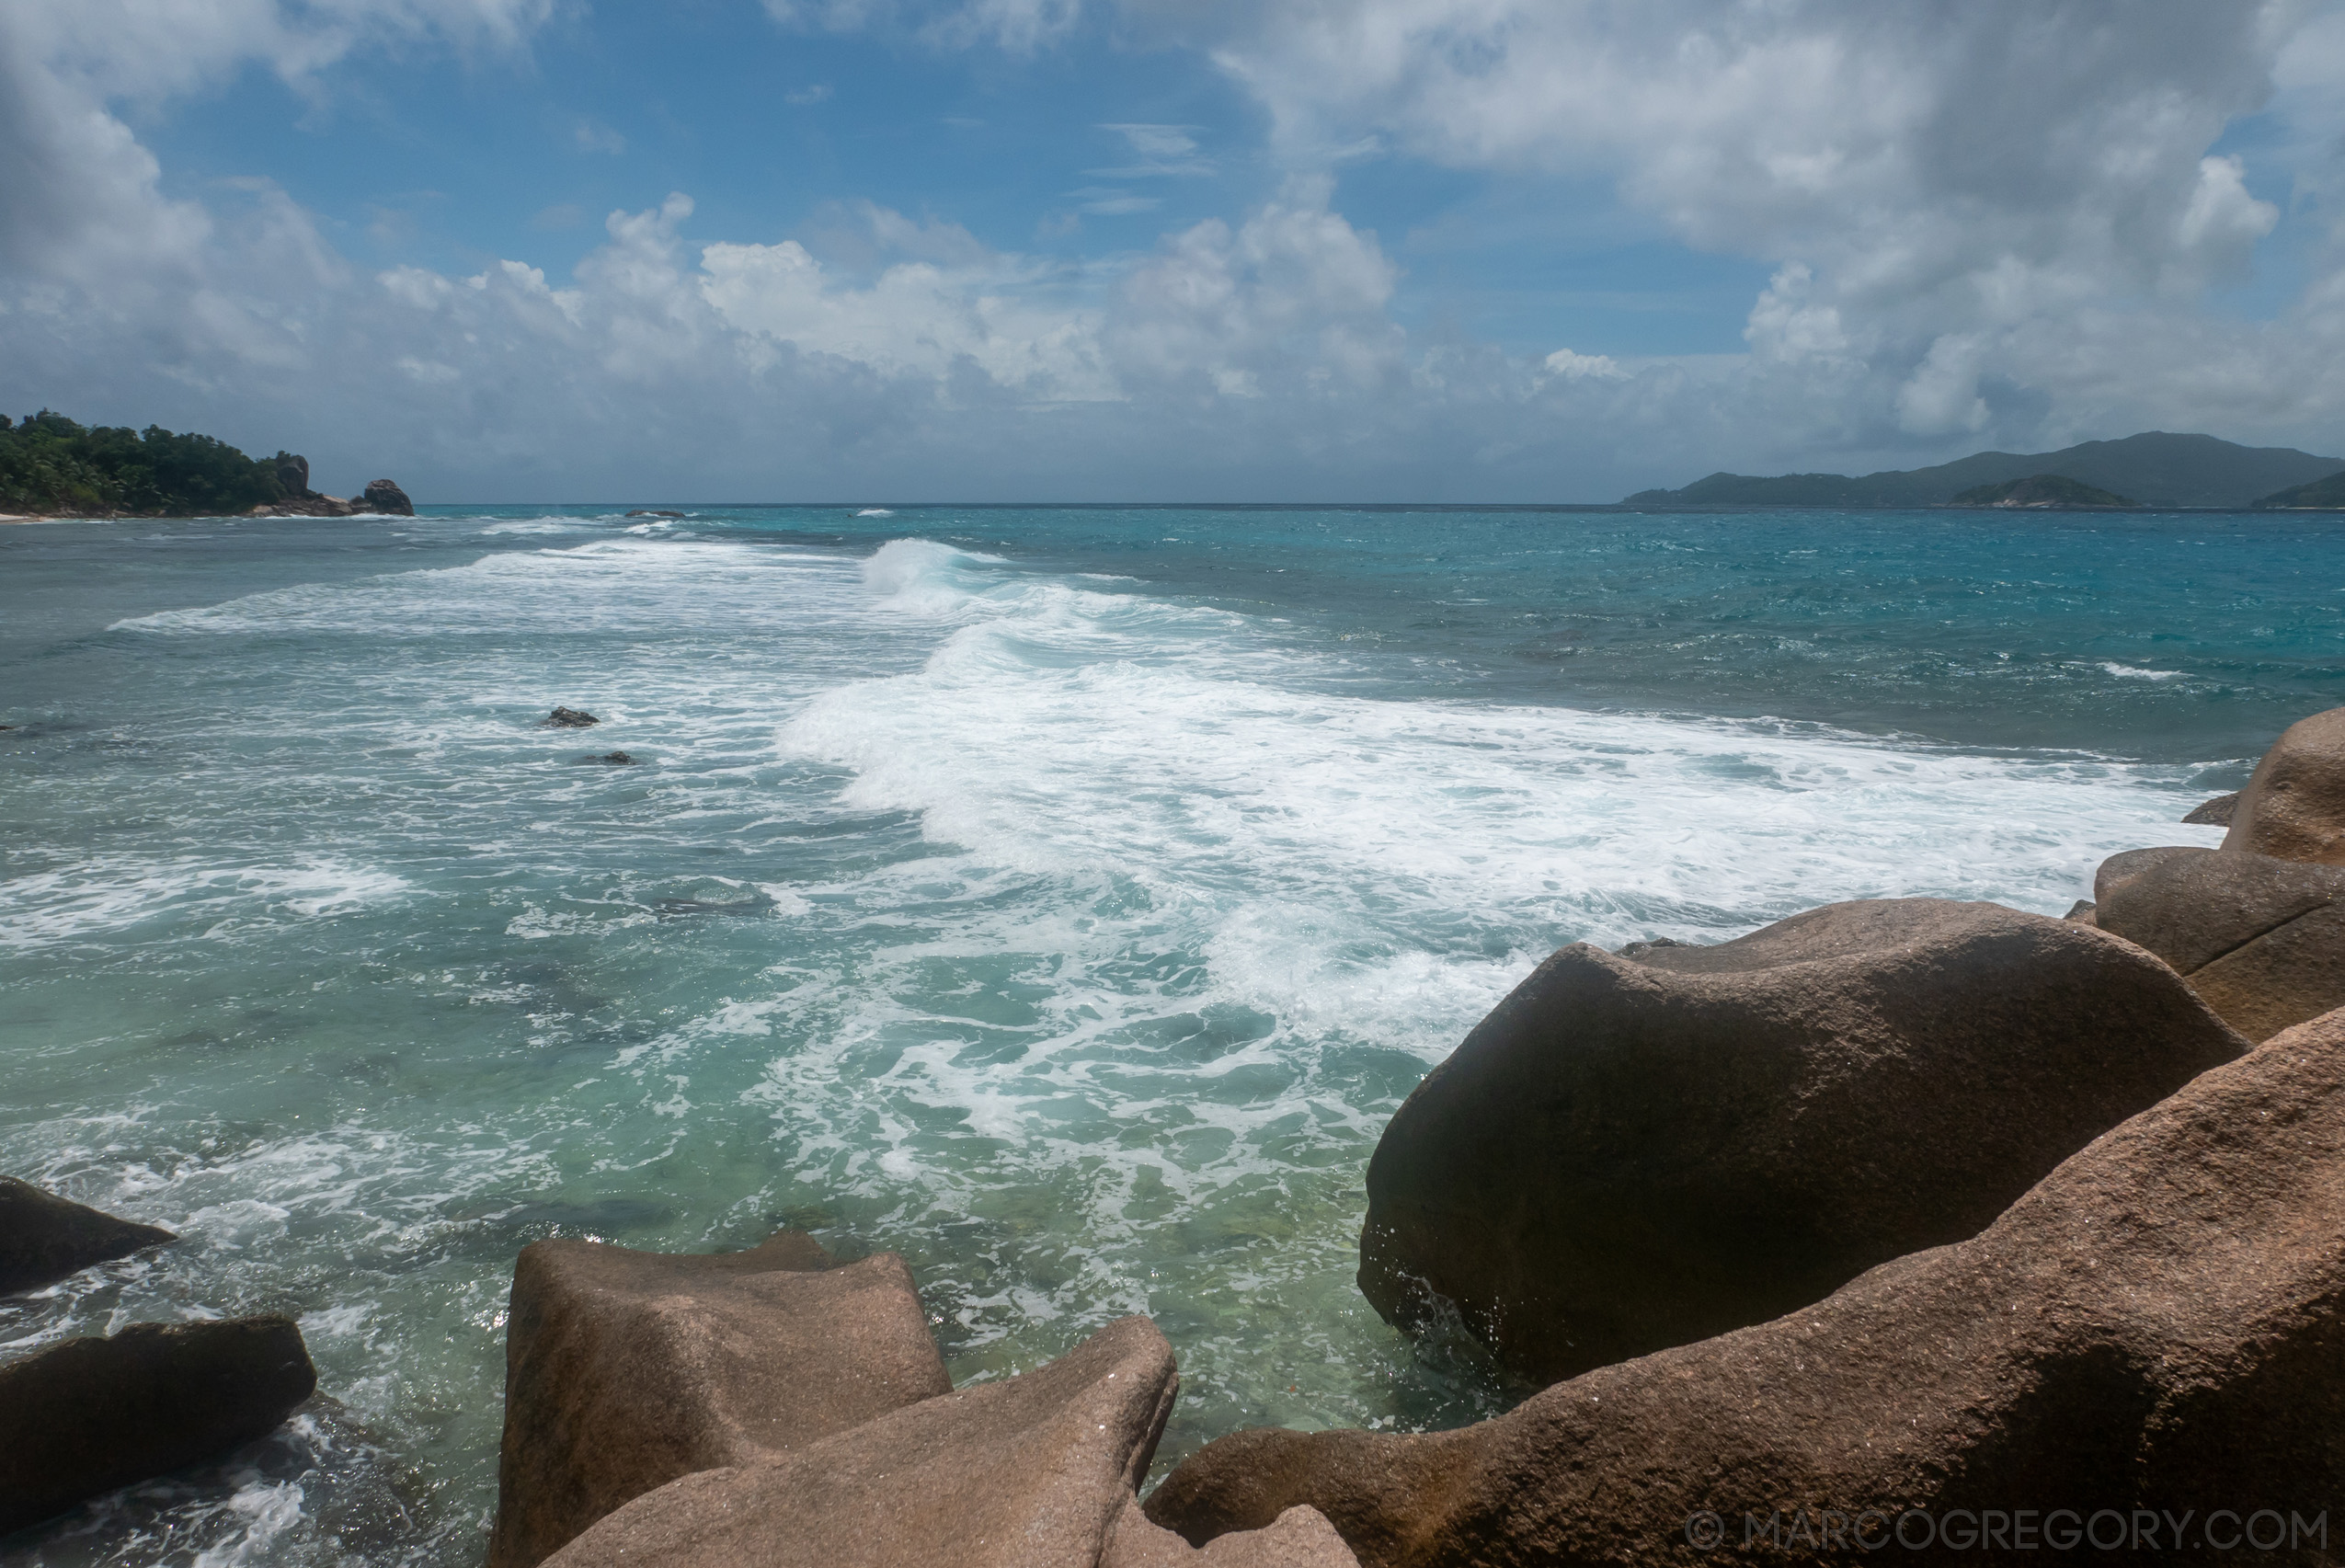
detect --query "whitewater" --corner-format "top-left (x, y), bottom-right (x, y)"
top-left (3, 503), bottom-right (2338, 1564)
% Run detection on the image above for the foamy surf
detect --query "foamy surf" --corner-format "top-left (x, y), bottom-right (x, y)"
top-left (8, 504), bottom-right (2316, 1565)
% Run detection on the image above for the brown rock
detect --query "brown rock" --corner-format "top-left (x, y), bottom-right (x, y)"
top-left (544, 1315), bottom-right (1182, 1568)
top-left (1103, 1497), bottom-right (1359, 1566)
top-left (2184, 790), bottom-right (2241, 826)
top-left (0, 1176), bottom-right (176, 1295)
top-left (490, 1233), bottom-right (948, 1568)
top-left (1150, 1007), bottom-right (2345, 1566)
top-left (1358, 898), bottom-right (2245, 1385)
top-left (2225, 706), bottom-right (2345, 863)
top-left (0, 1316), bottom-right (316, 1535)
top-left (2095, 845), bottom-right (2345, 1042)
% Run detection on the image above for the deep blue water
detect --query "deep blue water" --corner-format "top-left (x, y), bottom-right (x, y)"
top-left (1, 504), bottom-right (2334, 1564)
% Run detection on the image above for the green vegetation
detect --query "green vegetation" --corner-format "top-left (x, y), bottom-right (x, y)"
top-left (0, 410), bottom-right (289, 516)
top-left (1950, 474), bottom-right (2136, 508)
top-left (2251, 470), bottom-right (2345, 509)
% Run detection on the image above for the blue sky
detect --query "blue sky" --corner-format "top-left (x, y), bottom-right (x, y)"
top-left (6, 2), bottom-right (2344, 501)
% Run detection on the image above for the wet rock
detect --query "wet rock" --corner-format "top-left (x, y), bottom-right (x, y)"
top-left (1357, 898), bottom-right (2245, 1385)
top-left (542, 707), bottom-right (600, 728)
top-left (587, 751), bottom-right (633, 766)
top-left (545, 1316), bottom-right (1211, 1568)
top-left (2185, 790), bottom-right (2242, 826)
top-left (489, 1232), bottom-right (950, 1568)
top-left (2225, 706), bottom-right (2345, 863)
top-left (0, 1176), bottom-right (176, 1295)
top-left (1150, 1007), bottom-right (2345, 1566)
top-left (0, 1316), bottom-right (317, 1536)
top-left (2095, 845), bottom-right (2345, 1042)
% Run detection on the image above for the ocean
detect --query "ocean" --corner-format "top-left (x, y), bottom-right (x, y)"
top-left (3, 504), bottom-right (2338, 1564)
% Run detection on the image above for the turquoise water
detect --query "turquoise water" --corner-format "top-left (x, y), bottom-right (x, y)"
top-left (2, 505), bottom-right (2338, 1563)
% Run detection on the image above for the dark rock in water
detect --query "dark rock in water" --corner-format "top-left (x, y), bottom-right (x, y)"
top-left (489, 1232), bottom-right (951, 1568)
top-left (1153, 1007), bottom-right (2345, 1565)
top-left (624, 510), bottom-right (683, 519)
top-left (1612, 935), bottom-right (1687, 957)
top-left (544, 1315), bottom-right (1356, 1568)
top-left (590, 751), bottom-right (633, 766)
top-left (0, 1316), bottom-right (317, 1536)
top-left (2185, 789), bottom-right (2241, 826)
top-left (2225, 706), bottom-right (2345, 864)
top-left (0, 1176), bottom-right (177, 1295)
top-left (2096, 845), bottom-right (2345, 1042)
top-left (1356, 898), bottom-right (2245, 1385)
top-left (542, 707), bottom-right (600, 728)
top-left (361, 479), bottom-right (415, 516)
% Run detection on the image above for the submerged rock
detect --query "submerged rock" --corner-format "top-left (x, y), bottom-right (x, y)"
top-left (2096, 845), bottom-right (2345, 1042)
top-left (2225, 706), bottom-right (2345, 863)
top-left (1357, 898), bottom-right (2245, 1384)
top-left (0, 1316), bottom-right (317, 1536)
top-left (488, 1231), bottom-right (951, 1568)
top-left (1150, 1006), bottom-right (2345, 1565)
top-left (0, 1176), bottom-right (176, 1295)
top-left (545, 1315), bottom-right (1354, 1568)
top-left (542, 707), bottom-right (600, 728)
top-left (590, 751), bottom-right (633, 765)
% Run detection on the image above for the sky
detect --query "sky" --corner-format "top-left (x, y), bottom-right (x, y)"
top-left (4, 0), bottom-right (2345, 501)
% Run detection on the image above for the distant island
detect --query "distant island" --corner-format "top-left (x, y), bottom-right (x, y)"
top-left (0, 410), bottom-right (410, 519)
top-left (1627, 431), bottom-right (2345, 509)
top-left (1949, 475), bottom-right (2137, 509)
top-left (2252, 470), bottom-right (2345, 509)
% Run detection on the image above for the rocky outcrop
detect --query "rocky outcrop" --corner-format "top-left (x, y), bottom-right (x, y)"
top-left (545, 1315), bottom-right (1355, 1568)
top-left (2225, 706), bottom-right (2345, 863)
top-left (361, 479), bottom-right (415, 516)
top-left (1150, 1006), bottom-right (2345, 1566)
top-left (1357, 898), bottom-right (2246, 1385)
top-left (0, 1316), bottom-right (316, 1535)
top-left (245, 471), bottom-right (416, 518)
top-left (2185, 790), bottom-right (2242, 826)
top-left (542, 707), bottom-right (600, 729)
top-left (489, 1232), bottom-right (951, 1568)
top-left (2094, 845), bottom-right (2345, 1043)
top-left (0, 1176), bottom-right (176, 1295)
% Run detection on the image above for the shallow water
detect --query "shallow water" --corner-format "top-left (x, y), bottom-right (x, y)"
top-left (2, 504), bottom-right (2336, 1563)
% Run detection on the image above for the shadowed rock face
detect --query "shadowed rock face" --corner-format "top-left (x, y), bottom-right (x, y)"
top-left (2225, 707), bottom-right (2345, 864)
top-left (544, 1316), bottom-right (1356, 1568)
top-left (1357, 898), bottom-right (2246, 1385)
top-left (0, 1176), bottom-right (176, 1296)
top-left (2097, 847), bottom-right (2345, 1042)
top-left (361, 479), bottom-right (415, 516)
top-left (0, 1316), bottom-right (316, 1536)
top-left (488, 1232), bottom-right (950, 1568)
top-left (1151, 1007), bottom-right (2345, 1567)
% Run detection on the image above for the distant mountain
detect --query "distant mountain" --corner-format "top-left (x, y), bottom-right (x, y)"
top-left (1625, 432), bottom-right (2345, 509)
top-left (1950, 475), bottom-right (2136, 509)
top-left (2252, 469), bottom-right (2345, 509)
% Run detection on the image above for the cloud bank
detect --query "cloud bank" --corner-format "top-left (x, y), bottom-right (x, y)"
top-left (3, 0), bottom-right (2341, 499)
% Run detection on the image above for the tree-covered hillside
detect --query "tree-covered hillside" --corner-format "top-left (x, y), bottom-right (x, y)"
top-left (0, 411), bottom-right (290, 516)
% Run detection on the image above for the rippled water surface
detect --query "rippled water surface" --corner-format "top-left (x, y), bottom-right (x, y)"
top-left (3, 504), bottom-right (2339, 1562)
